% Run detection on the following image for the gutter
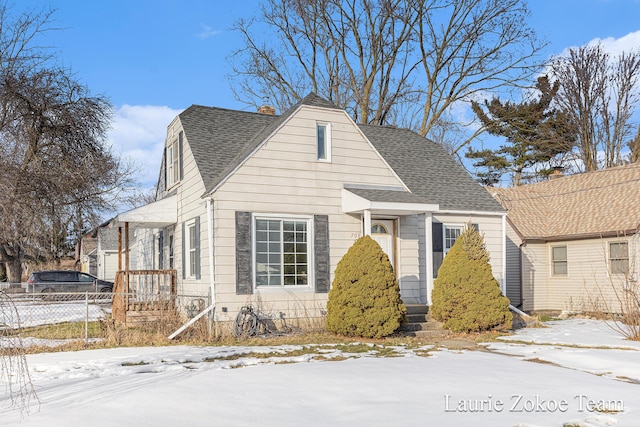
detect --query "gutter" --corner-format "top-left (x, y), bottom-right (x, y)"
top-left (206, 198), bottom-right (216, 309)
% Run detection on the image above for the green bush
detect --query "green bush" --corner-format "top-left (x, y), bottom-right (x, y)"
top-left (326, 236), bottom-right (406, 338)
top-left (431, 225), bottom-right (512, 333)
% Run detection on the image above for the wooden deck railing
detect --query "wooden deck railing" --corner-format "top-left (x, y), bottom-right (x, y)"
top-left (112, 270), bottom-right (177, 323)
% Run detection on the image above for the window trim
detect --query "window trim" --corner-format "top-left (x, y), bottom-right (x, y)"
top-left (167, 141), bottom-right (177, 187)
top-left (168, 233), bottom-right (174, 269)
top-left (186, 220), bottom-right (197, 279)
top-left (316, 122), bottom-right (331, 162)
top-left (550, 245), bottom-right (568, 277)
top-left (609, 241), bottom-right (629, 276)
top-left (166, 135), bottom-right (181, 188)
top-left (443, 224), bottom-right (463, 255)
top-left (252, 213), bottom-right (314, 290)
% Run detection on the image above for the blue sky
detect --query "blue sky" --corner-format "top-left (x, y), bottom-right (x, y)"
top-left (21, 0), bottom-right (640, 187)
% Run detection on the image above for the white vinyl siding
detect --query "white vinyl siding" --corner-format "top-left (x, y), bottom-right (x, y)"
top-left (211, 106), bottom-right (406, 318)
top-left (521, 236), bottom-right (639, 312)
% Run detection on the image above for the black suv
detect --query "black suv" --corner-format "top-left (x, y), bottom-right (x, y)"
top-left (26, 271), bottom-right (113, 293)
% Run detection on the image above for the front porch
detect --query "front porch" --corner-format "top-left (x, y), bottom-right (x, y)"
top-left (112, 269), bottom-right (177, 324)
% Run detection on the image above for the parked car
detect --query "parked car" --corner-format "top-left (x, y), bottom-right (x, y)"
top-left (26, 271), bottom-right (113, 294)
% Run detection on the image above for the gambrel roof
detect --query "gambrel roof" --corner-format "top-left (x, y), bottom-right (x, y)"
top-left (489, 163), bottom-right (640, 241)
top-left (178, 93), bottom-right (503, 213)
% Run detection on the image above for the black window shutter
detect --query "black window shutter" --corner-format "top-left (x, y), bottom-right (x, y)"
top-left (314, 215), bottom-right (330, 293)
top-left (163, 148), bottom-right (167, 190)
top-left (158, 231), bottom-right (164, 270)
top-left (182, 222), bottom-right (186, 279)
top-left (235, 211), bottom-right (253, 294)
top-left (472, 223), bottom-right (479, 232)
top-left (432, 221), bottom-right (443, 278)
top-left (178, 131), bottom-right (184, 181)
top-left (194, 216), bottom-right (201, 279)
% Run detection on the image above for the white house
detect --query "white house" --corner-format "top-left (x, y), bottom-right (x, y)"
top-left (111, 93), bottom-right (506, 322)
top-left (489, 163), bottom-right (640, 313)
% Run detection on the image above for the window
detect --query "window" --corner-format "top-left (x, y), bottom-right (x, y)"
top-left (187, 223), bottom-right (197, 278)
top-left (78, 273), bottom-right (94, 283)
top-left (255, 217), bottom-right (311, 287)
top-left (168, 234), bottom-right (174, 269)
top-left (166, 132), bottom-right (182, 187)
top-left (551, 246), bottom-right (567, 276)
top-left (371, 223), bottom-right (388, 234)
top-left (317, 123), bottom-right (331, 161)
top-left (444, 225), bottom-right (462, 254)
top-left (609, 242), bottom-right (629, 275)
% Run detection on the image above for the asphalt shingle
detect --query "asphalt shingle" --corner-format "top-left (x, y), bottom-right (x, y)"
top-left (178, 93), bottom-right (504, 214)
top-left (489, 163), bottom-right (640, 240)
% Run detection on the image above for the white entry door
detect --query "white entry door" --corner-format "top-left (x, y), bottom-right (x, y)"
top-left (370, 219), bottom-right (395, 269)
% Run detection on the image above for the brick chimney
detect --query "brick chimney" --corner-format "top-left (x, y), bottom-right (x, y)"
top-left (550, 166), bottom-right (564, 180)
top-left (258, 104), bottom-right (276, 115)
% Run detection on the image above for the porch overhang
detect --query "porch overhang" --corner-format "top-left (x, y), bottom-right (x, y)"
top-left (110, 195), bottom-right (178, 229)
top-left (342, 188), bottom-right (439, 215)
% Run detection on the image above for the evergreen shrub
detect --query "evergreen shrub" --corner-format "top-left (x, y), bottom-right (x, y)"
top-left (326, 236), bottom-right (406, 338)
top-left (431, 225), bottom-right (512, 333)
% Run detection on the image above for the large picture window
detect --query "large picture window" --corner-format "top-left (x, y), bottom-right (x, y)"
top-left (609, 242), bottom-right (629, 275)
top-left (255, 217), bottom-right (310, 287)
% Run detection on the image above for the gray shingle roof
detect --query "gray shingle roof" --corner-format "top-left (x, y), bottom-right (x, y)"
top-left (345, 188), bottom-right (434, 204)
top-left (179, 93), bottom-right (503, 213)
top-left (359, 125), bottom-right (504, 212)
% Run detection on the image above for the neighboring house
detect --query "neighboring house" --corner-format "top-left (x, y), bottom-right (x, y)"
top-left (79, 222), bottom-right (135, 282)
top-left (111, 93), bottom-right (506, 321)
top-left (489, 163), bottom-right (640, 313)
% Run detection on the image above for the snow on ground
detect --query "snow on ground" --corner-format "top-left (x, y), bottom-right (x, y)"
top-left (2, 299), bottom-right (108, 329)
top-left (1, 319), bottom-right (639, 426)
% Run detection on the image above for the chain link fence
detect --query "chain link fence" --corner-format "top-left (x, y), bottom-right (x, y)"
top-left (0, 290), bottom-right (211, 347)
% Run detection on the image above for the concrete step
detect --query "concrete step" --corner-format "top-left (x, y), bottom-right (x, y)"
top-left (403, 328), bottom-right (449, 339)
top-left (405, 304), bottom-right (429, 315)
top-left (400, 319), bottom-right (444, 331)
top-left (406, 313), bottom-right (428, 323)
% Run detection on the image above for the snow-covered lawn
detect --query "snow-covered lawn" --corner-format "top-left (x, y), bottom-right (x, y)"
top-left (2, 319), bottom-right (639, 426)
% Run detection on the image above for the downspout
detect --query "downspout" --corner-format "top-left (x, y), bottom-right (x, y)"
top-left (425, 212), bottom-right (433, 305)
top-left (206, 198), bottom-right (216, 309)
top-left (502, 214), bottom-right (507, 295)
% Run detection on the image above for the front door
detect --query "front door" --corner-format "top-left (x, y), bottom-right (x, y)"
top-left (370, 219), bottom-right (395, 269)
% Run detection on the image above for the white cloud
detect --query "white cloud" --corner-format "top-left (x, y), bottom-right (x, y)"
top-left (555, 30), bottom-right (640, 58)
top-left (587, 30), bottom-right (640, 56)
top-left (197, 24), bottom-right (221, 39)
top-left (107, 105), bottom-right (183, 188)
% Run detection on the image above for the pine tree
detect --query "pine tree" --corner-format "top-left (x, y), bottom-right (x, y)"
top-left (326, 236), bottom-right (406, 338)
top-left (431, 225), bottom-right (512, 333)
top-left (467, 76), bottom-right (575, 186)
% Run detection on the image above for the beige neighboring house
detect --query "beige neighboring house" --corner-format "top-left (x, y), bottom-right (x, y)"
top-left (489, 163), bottom-right (640, 313)
top-left (111, 93), bottom-right (506, 322)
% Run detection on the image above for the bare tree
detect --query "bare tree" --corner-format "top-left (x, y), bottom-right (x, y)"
top-left (229, 0), bottom-right (544, 154)
top-left (411, 0), bottom-right (544, 154)
top-left (550, 44), bottom-right (640, 172)
top-left (0, 5), bottom-right (135, 281)
top-left (229, 0), bottom-right (418, 124)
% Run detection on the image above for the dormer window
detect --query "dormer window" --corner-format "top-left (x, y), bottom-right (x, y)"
top-left (317, 122), bottom-right (331, 162)
top-left (167, 131), bottom-right (183, 187)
